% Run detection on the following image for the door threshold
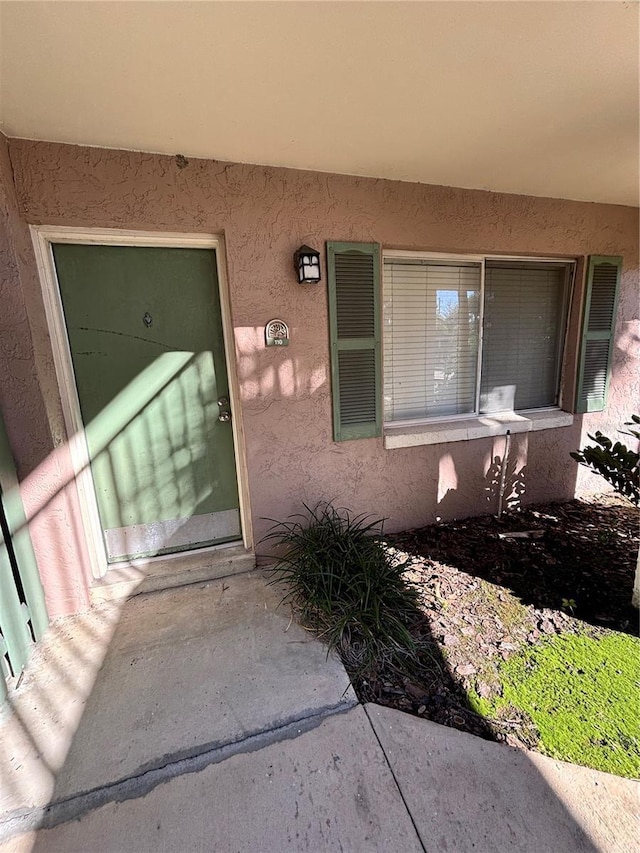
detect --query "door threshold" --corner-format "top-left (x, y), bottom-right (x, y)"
top-left (90, 542), bottom-right (256, 603)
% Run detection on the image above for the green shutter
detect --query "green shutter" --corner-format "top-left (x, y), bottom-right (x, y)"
top-left (327, 242), bottom-right (381, 441)
top-left (575, 256), bottom-right (622, 413)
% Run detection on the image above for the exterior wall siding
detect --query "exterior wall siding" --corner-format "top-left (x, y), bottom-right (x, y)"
top-left (0, 134), bottom-right (91, 617)
top-left (4, 137), bottom-right (639, 614)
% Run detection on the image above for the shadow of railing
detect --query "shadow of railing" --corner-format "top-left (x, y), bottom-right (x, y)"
top-left (0, 350), bottom-right (234, 840)
top-left (0, 599), bottom-right (125, 844)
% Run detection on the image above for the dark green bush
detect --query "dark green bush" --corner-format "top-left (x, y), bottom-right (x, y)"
top-left (262, 502), bottom-right (420, 674)
top-left (571, 415), bottom-right (639, 506)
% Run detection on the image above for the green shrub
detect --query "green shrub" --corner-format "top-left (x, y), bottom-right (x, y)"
top-left (571, 415), bottom-right (639, 505)
top-left (262, 502), bottom-right (419, 674)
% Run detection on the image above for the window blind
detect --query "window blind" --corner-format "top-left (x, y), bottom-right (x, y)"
top-left (383, 260), bottom-right (481, 421)
top-left (480, 264), bottom-right (567, 413)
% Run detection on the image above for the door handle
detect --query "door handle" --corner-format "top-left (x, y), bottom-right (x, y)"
top-left (218, 411), bottom-right (231, 423)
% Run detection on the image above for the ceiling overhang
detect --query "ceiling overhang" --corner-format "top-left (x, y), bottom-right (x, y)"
top-left (1, 1), bottom-right (638, 206)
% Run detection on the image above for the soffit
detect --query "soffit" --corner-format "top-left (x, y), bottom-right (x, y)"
top-left (0, 1), bottom-right (638, 206)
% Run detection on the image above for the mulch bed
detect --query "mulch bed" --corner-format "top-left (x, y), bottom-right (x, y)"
top-left (351, 494), bottom-right (639, 749)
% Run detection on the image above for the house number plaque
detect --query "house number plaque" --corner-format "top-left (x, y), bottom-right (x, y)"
top-left (265, 319), bottom-right (290, 347)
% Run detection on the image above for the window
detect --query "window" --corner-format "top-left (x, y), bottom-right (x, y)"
top-left (326, 243), bottom-right (621, 443)
top-left (383, 254), bottom-right (572, 424)
top-left (383, 259), bottom-right (481, 421)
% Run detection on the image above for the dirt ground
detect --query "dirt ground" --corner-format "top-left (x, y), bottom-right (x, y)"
top-left (352, 494), bottom-right (639, 749)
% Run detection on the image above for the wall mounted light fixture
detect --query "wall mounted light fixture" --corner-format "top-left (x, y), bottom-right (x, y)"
top-left (294, 245), bottom-right (321, 284)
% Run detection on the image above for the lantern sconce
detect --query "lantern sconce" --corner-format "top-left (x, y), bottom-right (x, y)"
top-left (294, 245), bottom-right (321, 284)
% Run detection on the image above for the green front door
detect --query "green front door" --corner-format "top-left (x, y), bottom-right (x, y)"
top-left (53, 244), bottom-right (241, 563)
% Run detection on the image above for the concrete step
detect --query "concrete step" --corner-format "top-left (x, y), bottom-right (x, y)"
top-left (90, 543), bottom-right (256, 602)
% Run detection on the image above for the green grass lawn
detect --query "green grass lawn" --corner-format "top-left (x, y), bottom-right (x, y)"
top-left (469, 631), bottom-right (640, 779)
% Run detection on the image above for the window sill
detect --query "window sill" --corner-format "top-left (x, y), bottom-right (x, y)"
top-left (384, 410), bottom-right (574, 449)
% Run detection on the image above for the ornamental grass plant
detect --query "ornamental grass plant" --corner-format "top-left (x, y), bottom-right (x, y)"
top-left (263, 502), bottom-right (420, 675)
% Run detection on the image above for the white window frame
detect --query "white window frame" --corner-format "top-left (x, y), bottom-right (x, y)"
top-left (382, 250), bottom-right (576, 447)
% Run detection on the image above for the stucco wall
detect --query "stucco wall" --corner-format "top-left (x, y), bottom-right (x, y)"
top-left (5, 138), bottom-right (640, 612)
top-left (0, 134), bottom-right (91, 617)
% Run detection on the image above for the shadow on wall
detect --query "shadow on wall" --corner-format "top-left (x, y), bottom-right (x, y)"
top-left (482, 449), bottom-right (527, 514)
top-left (237, 328), bottom-right (590, 550)
top-left (435, 438), bottom-right (528, 523)
top-left (433, 426), bottom-right (580, 528)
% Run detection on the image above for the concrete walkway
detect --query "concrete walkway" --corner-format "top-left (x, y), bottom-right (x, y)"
top-left (1, 571), bottom-right (637, 852)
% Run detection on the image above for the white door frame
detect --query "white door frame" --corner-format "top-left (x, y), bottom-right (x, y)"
top-left (30, 225), bottom-right (253, 579)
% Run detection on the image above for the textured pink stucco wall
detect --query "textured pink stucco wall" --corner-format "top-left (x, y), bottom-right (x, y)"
top-left (5, 138), bottom-right (640, 611)
top-left (0, 133), bottom-right (91, 618)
